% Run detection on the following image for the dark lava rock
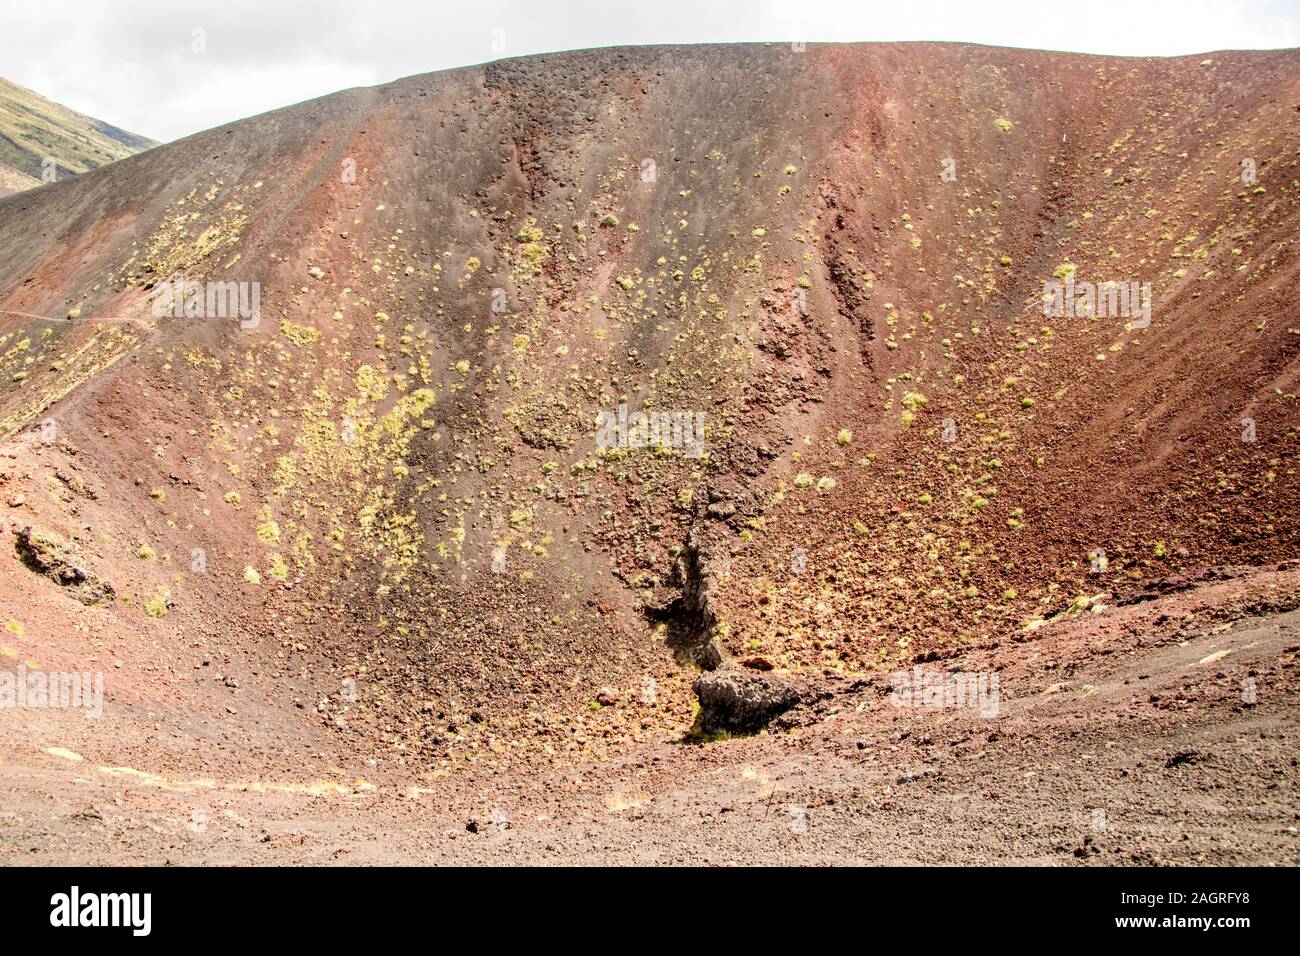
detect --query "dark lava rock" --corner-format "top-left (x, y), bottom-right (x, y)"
top-left (692, 667), bottom-right (800, 735)
top-left (1165, 748), bottom-right (1208, 769)
top-left (14, 525), bottom-right (115, 606)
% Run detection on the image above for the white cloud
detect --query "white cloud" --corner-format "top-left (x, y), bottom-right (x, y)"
top-left (1, 0), bottom-right (1295, 142)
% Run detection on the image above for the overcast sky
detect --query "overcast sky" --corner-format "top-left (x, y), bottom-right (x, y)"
top-left (4, 0), bottom-right (1298, 143)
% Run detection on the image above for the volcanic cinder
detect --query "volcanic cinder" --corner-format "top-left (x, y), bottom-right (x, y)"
top-left (0, 43), bottom-right (1297, 865)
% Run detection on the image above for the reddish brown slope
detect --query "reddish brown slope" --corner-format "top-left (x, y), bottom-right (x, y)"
top-left (0, 43), bottom-right (1297, 783)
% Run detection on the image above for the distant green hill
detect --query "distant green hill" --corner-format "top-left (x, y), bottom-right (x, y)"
top-left (0, 76), bottom-right (157, 196)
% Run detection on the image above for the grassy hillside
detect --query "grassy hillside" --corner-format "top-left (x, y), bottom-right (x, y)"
top-left (0, 76), bottom-right (156, 195)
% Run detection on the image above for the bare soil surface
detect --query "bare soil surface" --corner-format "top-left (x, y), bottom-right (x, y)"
top-left (2, 563), bottom-right (1295, 865)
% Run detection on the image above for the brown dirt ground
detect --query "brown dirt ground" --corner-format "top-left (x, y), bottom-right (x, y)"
top-left (2, 563), bottom-right (1295, 865)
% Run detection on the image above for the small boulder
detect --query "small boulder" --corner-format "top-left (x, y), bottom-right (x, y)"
top-left (596, 687), bottom-right (619, 707)
top-left (14, 525), bottom-right (115, 606)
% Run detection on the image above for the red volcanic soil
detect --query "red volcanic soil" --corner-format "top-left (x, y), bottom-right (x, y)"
top-left (0, 42), bottom-right (1297, 864)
